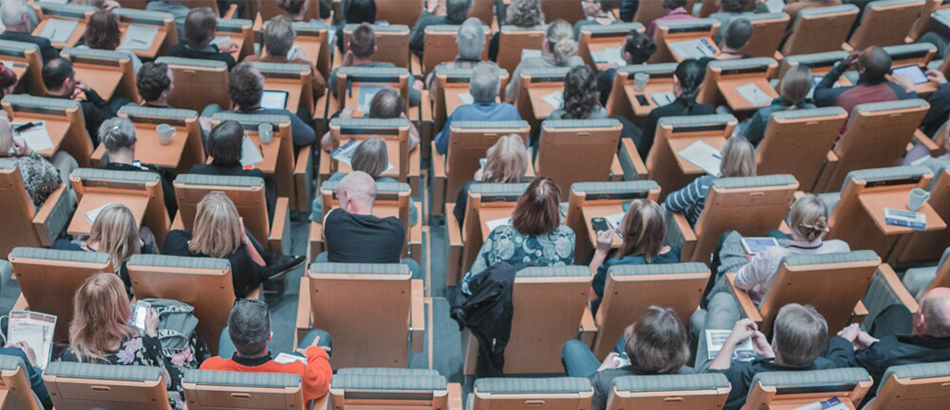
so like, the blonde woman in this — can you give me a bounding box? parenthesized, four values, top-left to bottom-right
(505, 19, 584, 102)
(664, 135, 756, 227)
(742, 65, 816, 147)
(454, 134, 528, 227)
(52, 204, 157, 296)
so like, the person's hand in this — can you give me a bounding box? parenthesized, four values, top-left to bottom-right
(891, 74, 916, 93)
(6, 342, 36, 366)
(296, 335, 331, 355)
(198, 117, 213, 134)
(339, 107, 355, 119)
(12, 137, 31, 156)
(145, 308, 159, 337)
(595, 229, 614, 253)
(840, 52, 858, 67)
(219, 42, 240, 54)
(75, 79, 91, 92)
(854, 330, 879, 350)
(729, 319, 758, 342)
(926, 69, 948, 85)
(342, 50, 354, 67)
(596, 352, 621, 372)
(751, 330, 774, 358)
(427, 0, 439, 13)
(837, 323, 860, 343)
(412, 79, 424, 92)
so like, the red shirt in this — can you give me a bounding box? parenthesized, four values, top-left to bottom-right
(200, 347, 332, 402)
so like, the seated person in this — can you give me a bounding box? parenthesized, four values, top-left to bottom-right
(780, 0, 842, 24)
(573, 0, 617, 39)
(589, 199, 680, 313)
(328, 23, 421, 107)
(280, 0, 332, 22)
(550, 65, 608, 120)
(334, 0, 379, 54)
(96, 117, 178, 217)
(704, 17, 752, 62)
(0, 0, 59, 63)
(488, 0, 544, 61)
(814, 46, 917, 119)
(618, 0, 636, 22)
(454, 134, 528, 228)
(202, 299, 333, 404)
(43, 58, 117, 147)
(80, 10, 143, 75)
(320, 87, 420, 152)
(635, 59, 716, 160)
(409, 0, 472, 56)
(708, 0, 750, 28)
(741, 65, 814, 147)
(645, 0, 697, 38)
(0, 345, 52, 409)
(597, 30, 655, 106)
(244, 16, 327, 101)
(435, 62, 521, 155)
(562, 306, 693, 410)
(146, 0, 188, 35)
(461, 177, 576, 294)
(918, 133, 950, 190)
(918, 69, 950, 138)
(168, 7, 239, 69)
(506, 20, 584, 103)
(0, 111, 75, 207)
(425, 18, 499, 96)
(137, 62, 175, 108)
(664, 135, 756, 227)
(163, 192, 304, 298)
(53, 204, 158, 297)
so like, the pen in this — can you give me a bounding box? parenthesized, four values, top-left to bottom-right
(14, 122, 37, 133)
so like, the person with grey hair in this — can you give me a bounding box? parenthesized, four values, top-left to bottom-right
(434, 62, 521, 155)
(409, 0, 473, 56)
(245, 16, 327, 100)
(0, 0, 58, 63)
(425, 17, 498, 94)
(98, 117, 178, 217)
(202, 299, 333, 404)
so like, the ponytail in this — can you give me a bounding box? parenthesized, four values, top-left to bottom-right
(545, 20, 577, 66)
(674, 59, 705, 107)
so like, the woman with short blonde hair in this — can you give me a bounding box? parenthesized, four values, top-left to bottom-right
(743, 65, 816, 146)
(506, 19, 584, 102)
(189, 192, 244, 258)
(454, 135, 528, 228)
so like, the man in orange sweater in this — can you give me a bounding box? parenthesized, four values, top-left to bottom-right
(200, 299, 333, 403)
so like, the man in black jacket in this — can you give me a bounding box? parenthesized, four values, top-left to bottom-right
(42, 58, 115, 147)
(0, 0, 59, 64)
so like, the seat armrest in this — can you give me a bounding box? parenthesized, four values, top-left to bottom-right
(580, 305, 597, 347)
(12, 293, 28, 311)
(308, 222, 323, 263)
(446, 203, 463, 286)
(420, 89, 432, 123)
(410, 279, 425, 353)
(311, 394, 329, 410)
(814, 150, 839, 192)
(619, 139, 648, 180)
(296, 276, 312, 347)
(663, 207, 697, 261)
(610, 153, 624, 181)
(852, 300, 868, 325)
(726, 273, 763, 323)
(294, 146, 313, 213)
(448, 383, 463, 410)
(32, 184, 70, 247)
(268, 197, 292, 254)
(914, 129, 940, 156)
(878, 264, 920, 313)
(411, 54, 422, 77)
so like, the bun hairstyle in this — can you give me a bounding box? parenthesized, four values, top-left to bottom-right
(546, 20, 577, 66)
(624, 31, 656, 65)
(674, 59, 706, 107)
(789, 194, 830, 242)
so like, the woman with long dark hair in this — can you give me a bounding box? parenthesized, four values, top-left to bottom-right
(636, 59, 716, 159)
(550, 65, 607, 120)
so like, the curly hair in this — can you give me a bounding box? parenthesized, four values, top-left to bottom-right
(136, 62, 171, 102)
(84, 10, 121, 50)
(506, 0, 544, 27)
(228, 63, 264, 109)
(561, 65, 600, 119)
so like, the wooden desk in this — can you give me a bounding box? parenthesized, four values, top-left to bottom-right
(625, 82, 675, 117)
(245, 134, 281, 175)
(444, 85, 471, 117)
(343, 84, 403, 117)
(262, 79, 303, 116)
(90, 124, 189, 170)
(766, 397, 857, 410)
(477, 207, 515, 242)
(718, 77, 779, 112)
(667, 37, 720, 62)
(587, 42, 625, 73)
(668, 136, 728, 176)
(33, 18, 86, 49)
(858, 190, 947, 235)
(73, 66, 123, 101)
(68, 192, 148, 236)
(118, 23, 167, 59)
(295, 37, 324, 69)
(581, 203, 625, 249)
(11, 116, 69, 159)
(527, 85, 564, 120)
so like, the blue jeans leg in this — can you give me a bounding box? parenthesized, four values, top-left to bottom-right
(692, 292, 741, 371)
(296, 329, 332, 358)
(561, 340, 602, 378)
(218, 327, 237, 359)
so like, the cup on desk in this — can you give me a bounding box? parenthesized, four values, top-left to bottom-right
(634, 73, 650, 92)
(908, 188, 931, 212)
(156, 124, 174, 145)
(258, 123, 274, 144)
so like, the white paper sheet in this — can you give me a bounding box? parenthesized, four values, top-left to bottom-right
(12, 121, 53, 152)
(458, 91, 474, 104)
(240, 136, 264, 167)
(118, 25, 158, 51)
(8, 311, 57, 370)
(520, 48, 542, 60)
(485, 217, 511, 233)
(211, 36, 232, 48)
(542, 91, 563, 109)
(84, 203, 115, 224)
(790, 397, 849, 410)
(668, 38, 717, 60)
(735, 82, 773, 106)
(274, 352, 307, 364)
(651, 91, 676, 106)
(39, 19, 79, 44)
(590, 47, 626, 66)
(705, 329, 755, 361)
(678, 140, 722, 177)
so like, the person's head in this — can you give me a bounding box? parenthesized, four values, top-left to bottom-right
(787, 194, 830, 242)
(87, 204, 141, 268)
(69, 273, 138, 362)
(663, 0, 688, 11)
(483, 134, 527, 183)
(344, 0, 377, 24)
(582, 0, 616, 17)
(623, 31, 656, 65)
(512, 177, 561, 236)
(206, 120, 245, 167)
(350, 137, 388, 179)
(470, 62, 500, 103)
(227, 299, 272, 357)
(672, 59, 705, 103)
(43, 58, 77, 95)
(457, 18, 485, 61)
(278, 0, 308, 17)
(228, 63, 265, 110)
(617, 199, 666, 261)
(0, 0, 33, 32)
(368, 87, 404, 118)
(264, 15, 297, 57)
(137, 62, 174, 104)
(99, 117, 137, 157)
(0, 63, 18, 98)
(506, 0, 544, 27)
(446, 0, 473, 23)
(719, 0, 748, 13)
(857, 46, 891, 84)
(337, 171, 377, 214)
(624, 306, 690, 374)
(349, 23, 377, 60)
(778, 65, 812, 105)
(84, 10, 121, 50)
(183, 7, 218, 48)
(720, 18, 752, 51)
(913, 287, 950, 337)
(771, 304, 828, 367)
(189, 192, 243, 258)
(719, 135, 756, 178)
(561, 65, 599, 119)
(545, 20, 577, 66)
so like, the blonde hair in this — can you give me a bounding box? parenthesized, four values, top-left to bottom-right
(720, 136, 756, 178)
(618, 199, 666, 262)
(779, 65, 813, 106)
(483, 135, 527, 183)
(546, 20, 577, 66)
(189, 192, 243, 258)
(788, 194, 830, 242)
(68, 273, 139, 362)
(88, 205, 140, 272)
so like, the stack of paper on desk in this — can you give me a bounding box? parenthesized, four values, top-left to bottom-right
(118, 25, 158, 51)
(678, 140, 722, 176)
(735, 83, 773, 106)
(669, 38, 717, 60)
(591, 47, 625, 66)
(240, 137, 264, 167)
(12, 121, 53, 152)
(651, 91, 676, 106)
(543, 91, 563, 109)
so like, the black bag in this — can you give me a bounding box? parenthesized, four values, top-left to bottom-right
(450, 262, 519, 378)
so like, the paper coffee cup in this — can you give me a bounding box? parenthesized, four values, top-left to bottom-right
(259, 123, 274, 144)
(634, 72, 650, 92)
(156, 124, 174, 145)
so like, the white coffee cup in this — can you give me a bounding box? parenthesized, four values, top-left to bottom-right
(258, 123, 274, 144)
(634, 72, 650, 92)
(908, 188, 931, 212)
(156, 124, 174, 145)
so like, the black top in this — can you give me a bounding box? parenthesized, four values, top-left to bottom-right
(104, 162, 178, 218)
(168, 43, 236, 69)
(48, 88, 112, 147)
(0, 31, 60, 63)
(189, 162, 277, 221)
(826, 334, 950, 400)
(711, 357, 838, 410)
(597, 68, 617, 107)
(324, 208, 405, 263)
(409, 12, 448, 56)
(923, 82, 950, 138)
(161, 229, 267, 298)
(638, 97, 716, 160)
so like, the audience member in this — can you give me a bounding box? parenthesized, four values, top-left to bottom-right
(597, 30, 655, 106)
(918, 133, 950, 191)
(506, 20, 583, 102)
(95, 117, 178, 217)
(489, 0, 544, 61)
(168, 7, 239, 68)
(410, 0, 473, 56)
(72, 0, 120, 11)
(334, 0, 378, 54)
(573, 0, 617, 39)
(636, 58, 715, 160)
(562, 306, 693, 410)
(425, 18, 498, 95)
(245, 16, 327, 100)
(0, 63, 17, 99)
(202, 299, 333, 404)
(0, 346, 51, 409)
(137, 62, 175, 108)
(618, 0, 637, 22)
(550, 65, 607, 120)
(279, 0, 332, 21)
(436, 62, 521, 155)
(43, 58, 117, 147)
(664, 136, 756, 227)
(0, 112, 75, 207)
(80, 10, 142, 75)
(146, 0, 189, 35)
(461, 177, 576, 294)
(708, 17, 752, 61)
(328, 23, 422, 107)
(814, 46, 917, 121)
(779, 0, 842, 24)
(919, 69, 950, 138)
(0, 0, 59, 63)
(741, 64, 814, 147)
(320, 87, 420, 152)
(645, 0, 697, 38)
(709, 0, 750, 28)
(453, 134, 528, 228)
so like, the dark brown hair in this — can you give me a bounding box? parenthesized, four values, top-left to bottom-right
(349, 23, 376, 59)
(84, 10, 121, 50)
(228, 63, 264, 109)
(207, 120, 244, 166)
(184, 7, 218, 48)
(368, 88, 403, 119)
(617, 199, 665, 262)
(512, 177, 561, 236)
(626, 306, 690, 374)
(137, 62, 171, 102)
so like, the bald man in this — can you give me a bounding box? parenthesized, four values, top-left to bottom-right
(321, 171, 407, 265)
(826, 287, 950, 400)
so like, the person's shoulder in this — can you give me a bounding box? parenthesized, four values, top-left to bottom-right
(198, 355, 231, 370)
(554, 224, 576, 238)
(823, 239, 850, 252)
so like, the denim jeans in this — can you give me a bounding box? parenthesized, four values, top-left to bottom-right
(690, 292, 742, 371)
(314, 251, 422, 279)
(560, 336, 627, 378)
(217, 327, 332, 359)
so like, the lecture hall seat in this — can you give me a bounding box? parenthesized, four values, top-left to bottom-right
(469, 377, 594, 410)
(0, 353, 48, 410)
(183, 369, 306, 410)
(605, 373, 731, 410)
(864, 361, 950, 410)
(0, 159, 71, 258)
(43, 362, 171, 410)
(742, 368, 872, 410)
(328, 368, 462, 410)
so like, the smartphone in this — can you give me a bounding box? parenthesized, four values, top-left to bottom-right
(132, 301, 151, 331)
(635, 94, 649, 105)
(591, 217, 610, 232)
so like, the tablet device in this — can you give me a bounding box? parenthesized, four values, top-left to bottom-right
(892, 65, 928, 85)
(741, 237, 780, 255)
(261, 90, 289, 109)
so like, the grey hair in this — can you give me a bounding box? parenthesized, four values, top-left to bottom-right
(469, 62, 499, 102)
(99, 117, 137, 154)
(446, 0, 473, 23)
(0, 0, 30, 27)
(227, 299, 271, 356)
(264, 16, 296, 56)
(457, 18, 484, 60)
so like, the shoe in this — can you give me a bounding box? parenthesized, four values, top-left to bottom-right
(265, 254, 306, 280)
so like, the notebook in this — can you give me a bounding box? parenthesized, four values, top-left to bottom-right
(542, 91, 563, 109)
(84, 203, 115, 224)
(520, 49, 542, 60)
(12, 121, 53, 153)
(678, 140, 722, 177)
(240, 136, 264, 167)
(651, 91, 676, 106)
(668, 38, 717, 60)
(735, 83, 773, 106)
(118, 25, 158, 51)
(884, 208, 927, 231)
(39, 19, 78, 44)
(706, 329, 755, 361)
